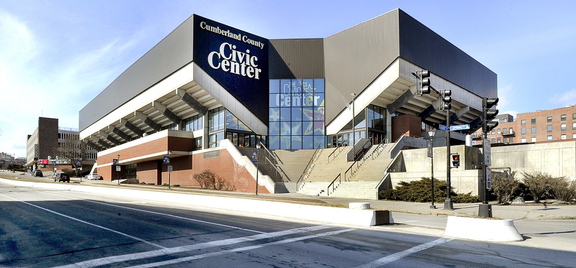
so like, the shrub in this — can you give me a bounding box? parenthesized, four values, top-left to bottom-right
(522, 171, 555, 203)
(379, 177, 477, 203)
(491, 171, 519, 204)
(548, 177, 576, 203)
(193, 170, 235, 191)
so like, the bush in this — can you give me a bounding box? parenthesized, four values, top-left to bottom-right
(548, 177, 576, 203)
(522, 171, 555, 203)
(193, 170, 235, 191)
(491, 171, 519, 204)
(379, 177, 478, 203)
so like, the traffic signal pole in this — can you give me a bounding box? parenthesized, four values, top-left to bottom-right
(444, 106, 453, 210)
(479, 97, 499, 218)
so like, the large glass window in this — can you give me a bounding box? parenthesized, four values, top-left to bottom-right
(183, 114, 203, 131)
(269, 78, 325, 150)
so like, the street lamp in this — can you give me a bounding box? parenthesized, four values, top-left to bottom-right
(254, 142, 261, 195)
(116, 154, 120, 185)
(168, 151, 172, 190)
(428, 130, 437, 209)
(351, 92, 357, 160)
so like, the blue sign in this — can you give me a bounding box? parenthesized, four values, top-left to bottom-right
(251, 150, 259, 162)
(450, 124, 470, 131)
(439, 124, 449, 130)
(163, 156, 171, 165)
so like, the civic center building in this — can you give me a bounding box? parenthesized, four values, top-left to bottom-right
(79, 9, 497, 196)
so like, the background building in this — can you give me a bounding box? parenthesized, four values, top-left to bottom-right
(472, 105, 576, 145)
(26, 117, 96, 172)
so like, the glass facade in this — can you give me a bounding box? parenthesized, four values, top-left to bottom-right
(269, 79, 326, 150)
(207, 106, 264, 148)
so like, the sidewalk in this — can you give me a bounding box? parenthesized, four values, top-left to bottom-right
(2, 170, 575, 221)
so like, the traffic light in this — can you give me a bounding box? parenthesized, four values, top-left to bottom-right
(452, 154, 460, 168)
(441, 89, 452, 110)
(420, 70, 431, 95)
(483, 97, 499, 133)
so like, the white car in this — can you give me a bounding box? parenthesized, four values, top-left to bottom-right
(87, 173, 102, 180)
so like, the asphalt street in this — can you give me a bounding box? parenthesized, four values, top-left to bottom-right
(1, 172, 575, 267)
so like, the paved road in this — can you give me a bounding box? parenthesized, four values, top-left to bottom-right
(1, 183, 575, 267)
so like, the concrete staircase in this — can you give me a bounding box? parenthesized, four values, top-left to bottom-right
(327, 181, 381, 199)
(296, 143, 397, 199)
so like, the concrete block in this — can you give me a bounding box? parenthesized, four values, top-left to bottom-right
(444, 216, 523, 242)
(349, 202, 371, 209)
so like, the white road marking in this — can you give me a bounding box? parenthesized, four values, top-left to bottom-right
(52, 225, 334, 268)
(126, 228, 356, 268)
(43, 191, 264, 234)
(0, 193, 166, 249)
(354, 237, 453, 268)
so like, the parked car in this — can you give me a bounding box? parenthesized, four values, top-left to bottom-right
(32, 169, 43, 177)
(87, 173, 102, 180)
(54, 173, 70, 183)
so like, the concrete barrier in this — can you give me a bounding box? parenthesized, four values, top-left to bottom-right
(0, 178, 392, 227)
(444, 216, 523, 242)
(349, 202, 371, 209)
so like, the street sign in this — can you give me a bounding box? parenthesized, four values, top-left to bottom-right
(167, 165, 173, 172)
(251, 150, 259, 162)
(486, 168, 492, 189)
(116, 165, 121, 172)
(439, 124, 449, 130)
(163, 156, 171, 165)
(449, 124, 470, 131)
(483, 139, 492, 166)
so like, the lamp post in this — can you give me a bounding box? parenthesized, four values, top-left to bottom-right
(254, 143, 261, 195)
(351, 92, 357, 160)
(167, 151, 172, 190)
(116, 154, 120, 185)
(428, 131, 437, 209)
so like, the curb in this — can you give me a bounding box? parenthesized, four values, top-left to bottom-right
(0, 178, 392, 227)
(444, 216, 523, 242)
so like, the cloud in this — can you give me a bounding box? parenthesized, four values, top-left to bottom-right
(0, 8, 148, 157)
(549, 89, 576, 108)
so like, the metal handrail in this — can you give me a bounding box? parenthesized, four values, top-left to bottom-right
(264, 156, 291, 182)
(327, 145, 344, 163)
(375, 150, 404, 189)
(259, 141, 284, 165)
(327, 173, 342, 196)
(296, 143, 322, 190)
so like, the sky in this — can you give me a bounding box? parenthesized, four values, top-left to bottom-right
(1, 0, 576, 158)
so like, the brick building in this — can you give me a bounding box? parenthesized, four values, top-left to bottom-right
(26, 117, 97, 172)
(472, 105, 576, 145)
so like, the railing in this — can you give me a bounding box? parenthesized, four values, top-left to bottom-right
(370, 138, 388, 160)
(375, 150, 404, 190)
(264, 156, 291, 182)
(326, 173, 342, 196)
(342, 139, 373, 181)
(296, 144, 323, 191)
(259, 141, 284, 165)
(327, 145, 344, 163)
(257, 142, 290, 182)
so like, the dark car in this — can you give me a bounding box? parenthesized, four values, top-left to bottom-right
(32, 169, 43, 177)
(54, 173, 70, 183)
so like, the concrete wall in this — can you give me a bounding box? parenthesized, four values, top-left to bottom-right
(388, 140, 576, 195)
(491, 141, 576, 180)
(390, 145, 482, 195)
